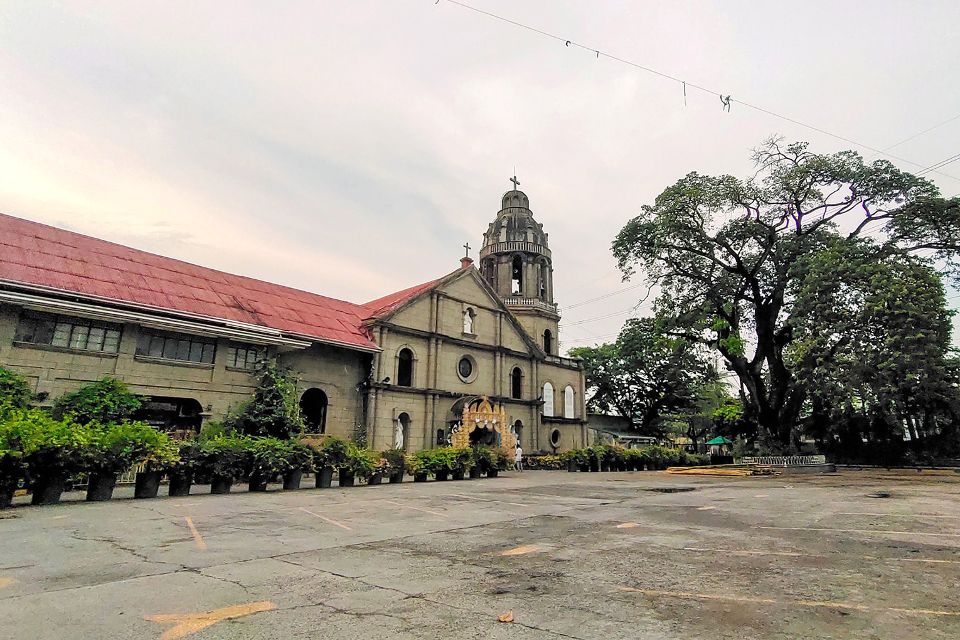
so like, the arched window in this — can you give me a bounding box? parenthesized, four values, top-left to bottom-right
(511, 367, 523, 399)
(300, 388, 328, 434)
(543, 329, 553, 354)
(542, 382, 554, 417)
(463, 307, 476, 334)
(511, 255, 523, 295)
(397, 348, 414, 387)
(512, 420, 523, 447)
(564, 385, 575, 419)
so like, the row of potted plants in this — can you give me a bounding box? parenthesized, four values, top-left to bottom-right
(0, 407, 511, 507)
(561, 445, 709, 472)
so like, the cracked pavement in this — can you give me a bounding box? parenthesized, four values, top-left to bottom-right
(2, 469, 960, 639)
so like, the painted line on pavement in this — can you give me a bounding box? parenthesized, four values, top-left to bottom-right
(616, 586, 960, 617)
(681, 547, 960, 565)
(0, 577, 16, 589)
(381, 499, 447, 518)
(759, 526, 960, 538)
(615, 522, 640, 529)
(146, 600, 276, 639)
(298, 507, 352, 531)
(500, 544, 543, 556)
(184, 517, 207, 551)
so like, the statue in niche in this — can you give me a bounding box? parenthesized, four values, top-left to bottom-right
(394, 419, 404, 450)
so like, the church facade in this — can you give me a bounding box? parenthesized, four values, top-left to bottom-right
(0, 185, 588, 452)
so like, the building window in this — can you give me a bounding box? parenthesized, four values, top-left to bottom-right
(136, 330, 215, 364)
(543, 329, 553, 354)
(511, 367, 523, 399)
(15, 311, 122, 354)
(457, 355, 477, 383)
(542, 382, 555, 417)
(511, 255, 523, 294)
(564, 385, 576, 419)
(397, 348, 414, 387)
(226, 345, 264, 370)
(300, 388, 328, 434)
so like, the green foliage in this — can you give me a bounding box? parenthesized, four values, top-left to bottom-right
(5, 409, 92, 478)
(226, 362, 304, 439)
(566, 445, 707, 470)
(199, 435, 251, 479)
(82, 421, 174, 474)
(52, 378, 141, 424)
(248, 437, 313, 476)
(524, 454, 564, 470)
(570, 318, 716, 437)
(315, 436, 350, 468)
(381, 447, 406, 471)
(0, 367, 32, 414)
(611, 138, 957, 451)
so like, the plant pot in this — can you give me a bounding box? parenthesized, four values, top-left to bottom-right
(600, 463, 610, 472)
(452, 468, 465, 481)
(283, 470, 303, 490)
(389, 470, 404, 484)
(579, 463, 590, 472)
(468, 467, 481, 479)
(248, 473, 269, 492)
(86, 473, 117, 502)
(435, 470, 449, 481)
(169, 471, 193, 496)
(134, 471, 162, 499)
(211, 475, 233, 494)
(368, 473, 383, 485)
(414, 472, 428, 483)
(486, 468, 499, 478)
(315, 467, 333, 489)
(338, 469, 355, 487)
(589, 461, 600, 472)
(32, 475, 66, 505)
(567, 460, 578, 472)
(0, 482, 15, 509)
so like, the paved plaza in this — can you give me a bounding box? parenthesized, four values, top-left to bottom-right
(1, 469, 959, 639)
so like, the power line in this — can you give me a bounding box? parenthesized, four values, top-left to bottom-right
(564, 282, 647, 309)
(883, 112, 960, 151)
(440, 0, 959, 182)
(917, 152, 960, 176)
(560, 307, 641, 327)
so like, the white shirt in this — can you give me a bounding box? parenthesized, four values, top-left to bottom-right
(515, 447, 523, 462)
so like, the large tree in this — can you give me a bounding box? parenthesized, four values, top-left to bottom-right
(570, 318, 715, 437)
(612, 139, 958, 450)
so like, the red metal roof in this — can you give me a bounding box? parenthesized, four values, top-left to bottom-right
(0, 213, 383, 350)
(361, 277, 442, 320)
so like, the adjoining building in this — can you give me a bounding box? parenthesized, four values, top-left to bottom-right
(0, 183, 588, 451)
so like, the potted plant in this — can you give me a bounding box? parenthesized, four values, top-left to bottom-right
(452, 447, 473, 480)
(341, 445, 375, 486)
(382, 448, 406, 484)
(21, 413, 91, 505)
(134, 428, 180, 499)
(200, 435, 249, 494)
(169, 441, 201, 496)
(468, 446, 484, 479)
(0, 407, 28, 509)
(489, 448, 510, 478)
(368, 455, 389, 485)
(315, 437, 350, 488)
(431, 449, 454, 481)
(283, 442, 313, 490)
(247, 437, 291, 491)
(406, 454, 427, 482)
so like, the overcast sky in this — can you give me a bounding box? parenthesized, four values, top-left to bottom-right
(2, 1, 959, 353)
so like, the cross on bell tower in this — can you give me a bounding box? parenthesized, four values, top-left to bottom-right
(510, 175, 520, 190)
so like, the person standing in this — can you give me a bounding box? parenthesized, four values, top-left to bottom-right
(514, 445, 523, 472)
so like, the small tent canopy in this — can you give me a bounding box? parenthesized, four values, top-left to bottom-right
(705, 436, 733, 445)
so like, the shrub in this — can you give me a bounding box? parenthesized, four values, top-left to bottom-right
(11, 410, 93, 480)
(199, 435, 251, 480)
(381, 447, 406, 472)
(0, 367, 32, 413)
(317, 436, 351, 469)
(344, 445, 378, 478)
(52, 378, 141, 424)
(225, 363, 304, 439)
(524, 454, 564, 470)
(81, 421, 172, 475)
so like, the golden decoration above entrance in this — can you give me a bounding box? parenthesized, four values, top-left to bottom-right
(450, 396, 516, 453)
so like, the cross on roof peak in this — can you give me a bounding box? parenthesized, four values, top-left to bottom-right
(463, 242, 471, 258)
(510, 175, 520, 190)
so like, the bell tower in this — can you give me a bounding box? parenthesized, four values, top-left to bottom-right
(479, 178, 561, 355)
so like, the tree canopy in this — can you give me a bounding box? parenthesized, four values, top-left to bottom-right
(570, 317, 716, 438)
(612, 139, 960, 454)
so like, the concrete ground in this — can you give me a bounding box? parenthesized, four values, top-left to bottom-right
(1, 469, 959, 640)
